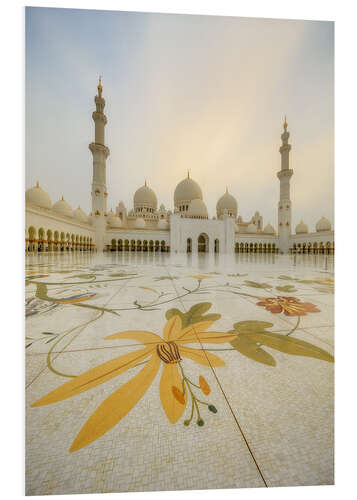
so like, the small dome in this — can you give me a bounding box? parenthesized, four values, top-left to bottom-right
(107, 209, 122, 228)
(296, 220, 308, 234)
(316, 216, 331, 232)
(186, 199, 208, 219)
(247, 223, 257, 233)
(263, 223, 275, 234)
(25, 182, 52, 209)
(73, 205, 88, 223)
(216, 188, 238, 218)
(52, 196, 73, 217)
(174, 172, 203, 207)
(134, 182, 157, 211)
(109, 215, 122, 228)
(135, 217, 146, 229)
(157, 219, 169, 229)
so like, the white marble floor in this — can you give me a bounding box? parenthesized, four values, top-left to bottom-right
(25, 252, 334, 495)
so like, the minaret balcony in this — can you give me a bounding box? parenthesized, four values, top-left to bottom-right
(89, 142, 110, 157)
(92, 111, 107, 125)
(94, 95, 105, 106)
(279, 143, 291, 153)
(277, 169, 293, 180)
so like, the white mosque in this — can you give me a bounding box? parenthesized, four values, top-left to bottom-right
(25, 79, 334, 256)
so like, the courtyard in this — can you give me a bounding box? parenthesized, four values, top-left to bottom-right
(25, 252, 334, 495)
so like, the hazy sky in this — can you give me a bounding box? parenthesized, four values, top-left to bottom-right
(26, 7, 334, 230)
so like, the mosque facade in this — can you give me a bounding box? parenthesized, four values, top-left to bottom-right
(25, 80, 334, 255)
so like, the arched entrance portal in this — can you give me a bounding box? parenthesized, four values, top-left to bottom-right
(198, 233, 209, 253)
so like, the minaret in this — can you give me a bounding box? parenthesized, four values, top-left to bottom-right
(277, 117, 293, 253)
(89, 77, 110, 252)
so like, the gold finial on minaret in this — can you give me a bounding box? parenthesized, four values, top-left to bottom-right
(97, 75, 103, 97)
(61, 195, 64, 201)
(36, 181, 39, 188)
(226, 186, 228, 193)
(187, 170, 190, 179)
(283, 115, 288, 129)
(145, 179, 147, 187)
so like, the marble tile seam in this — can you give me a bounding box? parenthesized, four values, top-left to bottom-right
(166, 266, 269, 488)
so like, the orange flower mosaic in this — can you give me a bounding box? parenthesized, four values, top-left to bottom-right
(31, 315, 235, 452)
(256, 296, 320, 316)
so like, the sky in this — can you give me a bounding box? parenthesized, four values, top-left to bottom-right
(25, 7, 334, 231)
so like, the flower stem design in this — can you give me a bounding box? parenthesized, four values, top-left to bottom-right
(285, 315, 301, 336)
(177, 362, 217, 427)
(46, 311, 105, 378)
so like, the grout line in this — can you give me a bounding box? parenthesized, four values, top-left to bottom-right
(166, 265, 268, 488)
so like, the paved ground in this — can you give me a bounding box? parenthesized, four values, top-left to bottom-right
(25, 252, 334, 495)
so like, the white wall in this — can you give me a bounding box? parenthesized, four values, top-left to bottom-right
(170, 214, 235, 253)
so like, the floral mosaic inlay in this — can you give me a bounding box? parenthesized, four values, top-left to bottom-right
(26, 254, 334, 494)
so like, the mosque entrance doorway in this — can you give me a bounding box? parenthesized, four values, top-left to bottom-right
(198, 233, 209, 253)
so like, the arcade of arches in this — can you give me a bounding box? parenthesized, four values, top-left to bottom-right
(106, 239, 169, 252)
(25, 227, 95, 253)
(234, 242, 278, 254)
(25, 229, 335, 255)
(290, 241, 335, 255)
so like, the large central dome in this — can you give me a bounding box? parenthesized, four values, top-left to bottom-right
(174, 172, 203, 208)
(133, 182, 157, 211)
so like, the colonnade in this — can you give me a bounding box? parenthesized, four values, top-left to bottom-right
(25, 227, 95, 253)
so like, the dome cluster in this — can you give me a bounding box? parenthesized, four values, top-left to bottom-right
(294, 217, 332, 234)
(26, 183, 89, 223)
(26, 178, 332, 242)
